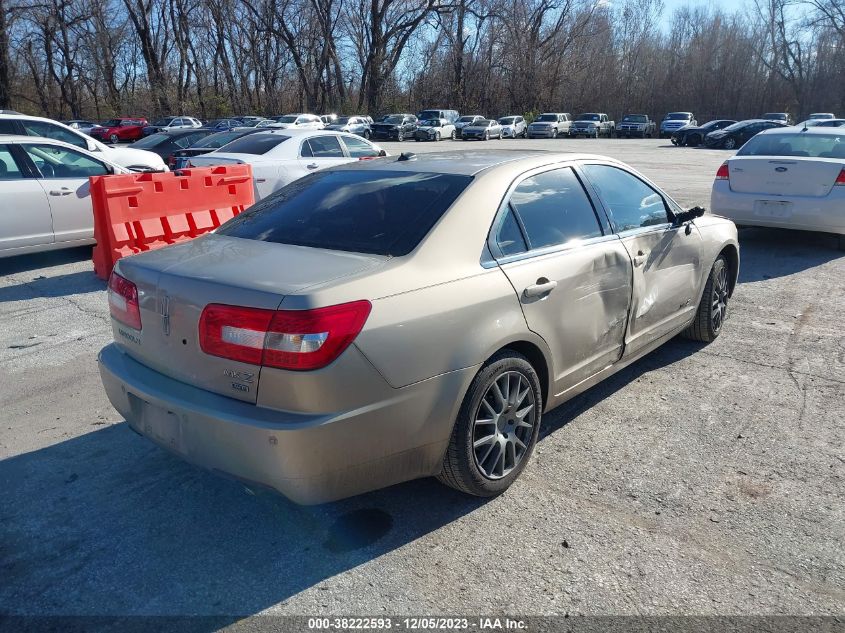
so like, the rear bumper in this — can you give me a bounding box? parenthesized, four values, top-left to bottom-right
(711, 181, 845, 234)
(98, 343, 475, 504)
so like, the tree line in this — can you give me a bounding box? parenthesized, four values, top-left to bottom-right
(1, 0, 843, 122)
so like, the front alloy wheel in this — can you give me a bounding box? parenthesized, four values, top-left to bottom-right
(438, 351, 542, 496)
(682, 255, 730, 343)
(109, 134, 119, 144)
(723, 137, 736, 150)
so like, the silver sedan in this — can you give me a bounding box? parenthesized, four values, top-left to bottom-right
(99, 151, 739, 504)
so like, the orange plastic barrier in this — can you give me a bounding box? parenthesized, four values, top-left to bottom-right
(90, 165, 254, 280)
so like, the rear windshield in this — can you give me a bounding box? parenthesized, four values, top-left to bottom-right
(665, 113, 691, 120)
(536, 114, 557, 122)
(762, 113, 787, 120)
(737, 133, 845, 158)
(458, 116, 477, 122)
(217, 134, 289, 155)
(217, 170, 473, 256)
(191, 131, 245, 148)
(383, 116, 404, 124)
(418, 111, 441, 120)
(130, 133, 169, 147)
(622, 115, 647, 123)
(499, 117, 516, 124)
(576, 114, 600, 121)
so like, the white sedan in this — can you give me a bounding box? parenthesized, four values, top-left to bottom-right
(187, 129, 387, 200)
(0, 136, 128, 257)
(710, 127, 845, 247)
(268, 113, 324, 130)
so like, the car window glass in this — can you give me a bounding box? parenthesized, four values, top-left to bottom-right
(0, 145, 24, 179)
(218, 170, 472, 256)
(508, 167, 603, 250)
(218, 134, 289, 155)
(0, 120, 19, 134)
(581, 164, 669, 232)
(23, 143, 109, 179)
(496, 208, 527, 256)
(306, 136, 344, 158)
(342, 135, 378, 158)
(21, 120, 86, 149)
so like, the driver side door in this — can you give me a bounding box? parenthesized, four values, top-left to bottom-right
(580, 163, 704, 358)
(21, 142, 110, 243)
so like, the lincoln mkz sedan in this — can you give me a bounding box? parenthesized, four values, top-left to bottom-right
(99, 151, 739, 504)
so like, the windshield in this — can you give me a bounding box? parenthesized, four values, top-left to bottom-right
(276, 116, 298, 124)
(576, 114, 600, 121)
(217, 134, 290, 155)
(418, 111, 441, 120)
(335, 117, 351, 125)
(622, 115, 647, 123)
(384, 116, 404, 124)
(665, 113, 691, 120)
(458, 116, 477, 123)
(152, 118, 173, 126)
(499, 117, 516, 124)
(421, 119, 441, 127)
(723, 121, 749, 132)
(129, 133, 169, 147)
(217, 170, 473, 256)
(102, 119, 122, 127)
(536, 115, 557, 122)
(762, 113, 787, 120)
(737, 133, 845, 158)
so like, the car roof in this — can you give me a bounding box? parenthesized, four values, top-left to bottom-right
(765, 126, 845, 136)
(339, 150, 607, 176)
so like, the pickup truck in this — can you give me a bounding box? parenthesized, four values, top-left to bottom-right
(659, 112, 696, 138)
(569, 113, 614, 138)
(616, 114, 656, 138)
(526, 113, 572, 138)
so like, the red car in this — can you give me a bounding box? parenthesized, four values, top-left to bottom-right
(89, 117, 148, 144)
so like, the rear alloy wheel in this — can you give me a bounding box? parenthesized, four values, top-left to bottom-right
(682, 255, 730, 343)
(484, 131, 490, 141)
(439, 352, 542, 496)
(397, 131, 404, 142)
(723, 137, 736, 150)
(109, 134, 119, 144)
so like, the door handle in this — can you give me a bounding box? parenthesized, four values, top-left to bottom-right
(306, 163, 319, 169)
(523, 279, 558, 298)
(633, 250, 648, 267)
(49, 188, 72, 196)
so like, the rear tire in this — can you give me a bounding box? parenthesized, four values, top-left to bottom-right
(682, 255, 730, 343)
(723, 137, 736, 150)
(438, 351, 542, 497)
(109, 134, 119, 144)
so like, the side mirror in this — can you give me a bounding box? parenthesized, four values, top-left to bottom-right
(87, 139, 100, 152)
(672, 206, 705, 226)
(378, 149, 387, 157)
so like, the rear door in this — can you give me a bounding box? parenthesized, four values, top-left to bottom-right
(581, 163, 703, 357)
(0, 143, 55, 251)
(298, 135, 351, 174)
(490, 165, 632, 395)
(21, 142, 110, 242)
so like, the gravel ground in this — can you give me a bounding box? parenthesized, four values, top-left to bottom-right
(0, 139, 843, 623)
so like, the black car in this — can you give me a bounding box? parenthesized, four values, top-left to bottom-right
(671, 119, 736, 146)
(703, 119, 787, 150)
(127, 128, 214, 166)
(169, 128, 265, 169)
(370, 114, 418, 141)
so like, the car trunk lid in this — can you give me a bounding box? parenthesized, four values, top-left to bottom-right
(728, 156, 843, 197)
(112, 234, 386, 403)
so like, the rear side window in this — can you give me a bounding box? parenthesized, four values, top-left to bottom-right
(508, 168, 603, 250)
(302, 136, 344, 158)
(0, 145, 24, 179)
(217, 134, 289, 155)
(582, 164, 669, 231)
(21, 120, 86, 149)
(218, 170, 472, 256)
(496, 209, 527, 256)
(342, 135, 379, 158)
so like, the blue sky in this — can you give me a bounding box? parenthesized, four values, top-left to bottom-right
(659, 0, 738, 29)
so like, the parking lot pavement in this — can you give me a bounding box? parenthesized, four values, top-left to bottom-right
(0, 142, 843, 620)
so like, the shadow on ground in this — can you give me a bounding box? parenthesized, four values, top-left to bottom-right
(0, 271, 105, 302)
(736, 227, 843, 283)
(0, 336, 702, 622)
(0, 247, 93, 277)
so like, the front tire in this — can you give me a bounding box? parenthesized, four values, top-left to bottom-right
(682, 255, 730, 343)
(723, 137, 736, 150)
(109, 134, 119, 144)
(438, 351, 542, 497)
(451, 130, 456, 140)
(397, 131, 404, 142)
(435, 131, 441, 141)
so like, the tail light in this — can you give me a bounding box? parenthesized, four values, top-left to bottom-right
(108, 272, 142, 330)
(835, 168, 845, 186)
(199, 300, 371, 371)
(715, 163, 730, 180)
